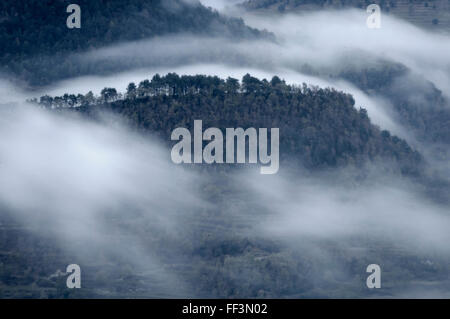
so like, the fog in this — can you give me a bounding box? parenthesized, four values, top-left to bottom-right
(21, 8, 448, 144)
(0, 101, 206, 296)
(241, 170, 450, 254)
(232, 168, 450, 298)
(0, 5, 449, 297)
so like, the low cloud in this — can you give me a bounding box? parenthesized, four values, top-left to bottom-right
(0, 102, 205, 296)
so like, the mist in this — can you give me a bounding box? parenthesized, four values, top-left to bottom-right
(198, 0, 245, 11)
(225, 167, 450, 297)
(1, 5, 449, 298)
(17, 8, 446, 146)
(0, 90, 448, 297)
(0, 101, 208, 297)
(242, 170, 450, 252)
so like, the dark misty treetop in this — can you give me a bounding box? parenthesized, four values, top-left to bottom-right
(242, 0, 450, 30)
(35, 73, 423, 175)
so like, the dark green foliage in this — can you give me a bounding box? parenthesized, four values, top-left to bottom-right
(37, 73, 423, 175)
(338, 62, 450, 147)
(4, 73, 449, 299)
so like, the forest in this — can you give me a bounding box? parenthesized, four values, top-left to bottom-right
(1, 0, 449, 300)
(32, 73, 423, 175)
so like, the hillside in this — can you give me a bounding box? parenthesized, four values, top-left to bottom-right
(34, 73, 423, 175)
(1, 1, 449, 301)
(242, 0, 450, 30)
(3, 74, 448, 299)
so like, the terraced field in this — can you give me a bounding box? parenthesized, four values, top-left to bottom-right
(243, 0, 450, 31)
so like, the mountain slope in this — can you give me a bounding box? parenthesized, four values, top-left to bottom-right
(0, 0, 269, 85)
(35, 73, 423, 175)
(242, 0, 450, 30)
